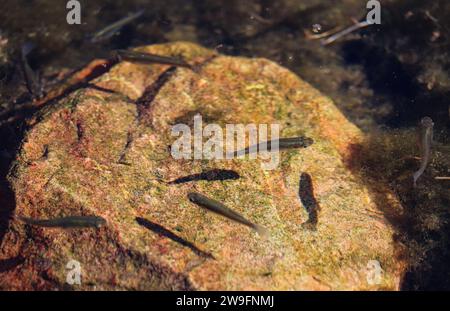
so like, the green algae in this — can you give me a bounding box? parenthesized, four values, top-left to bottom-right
(4, 42, 406, 290)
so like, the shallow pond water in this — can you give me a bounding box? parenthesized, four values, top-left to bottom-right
(0, 0, 449, 290)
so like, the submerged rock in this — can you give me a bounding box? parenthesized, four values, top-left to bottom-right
(1, 42, 405, 290)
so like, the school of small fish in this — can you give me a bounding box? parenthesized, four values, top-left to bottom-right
(13, 10, 437, 266)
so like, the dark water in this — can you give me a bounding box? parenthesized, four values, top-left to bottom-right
(0, 0, 449, 290)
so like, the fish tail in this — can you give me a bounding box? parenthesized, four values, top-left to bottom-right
(17, 216, 36, 225)
(252, 224, 270, 238)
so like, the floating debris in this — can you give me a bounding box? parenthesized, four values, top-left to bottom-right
(188, 192, 268, 237)
(413, 116, 434, 187)
(18, 215, 106, 228)
(89, 10, 145, 43)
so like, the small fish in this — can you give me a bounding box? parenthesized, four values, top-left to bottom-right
(20, 42, 43, 99)
(188, 192, 269, 237)
(413, 116, 434, 187)
(169, 169, 240, 184)
(229, 136, 313, 157)
(18, 215, 106, 228)
(89, 10, 145, 43)
(114, 49, 193, 69)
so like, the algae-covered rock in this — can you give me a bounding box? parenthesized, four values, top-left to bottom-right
(1, 42, 405, 290)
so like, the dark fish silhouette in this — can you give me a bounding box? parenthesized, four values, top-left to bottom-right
(188, 192, 268, 237)
(18, 215, 106, 228)
(20, 42, 43, 99)
(298, 173, 320, 231)
(169, 169, 240, 184)
(136, 217, 214, 259)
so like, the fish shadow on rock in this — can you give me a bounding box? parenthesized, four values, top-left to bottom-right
(168, 169, 240, 184)
(136, 217, 214, 260)
(0, 255, 25, 273)
(298, 172, 320, 231)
